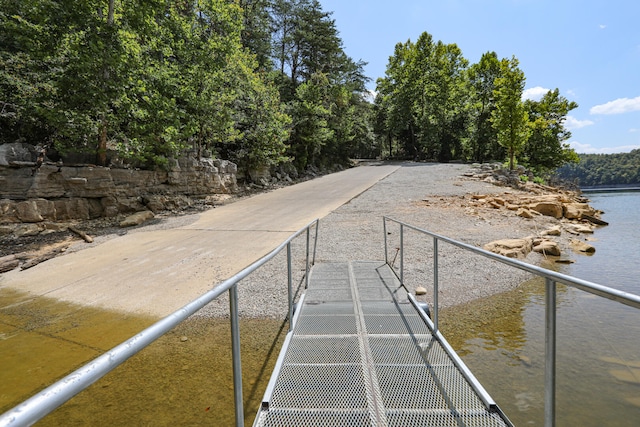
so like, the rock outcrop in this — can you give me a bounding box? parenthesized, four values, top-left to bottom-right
(470, 172, 605, 260)
(483, 238, 534, 259)
(1, 142, 238, 224)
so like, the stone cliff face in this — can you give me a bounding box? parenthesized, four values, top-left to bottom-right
(0, 143, 238, 223)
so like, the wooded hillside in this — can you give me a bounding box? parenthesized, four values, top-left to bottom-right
(1, 0, 579, 177)
(556, 149, 640, 187)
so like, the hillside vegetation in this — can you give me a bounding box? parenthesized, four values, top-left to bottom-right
(556, 149, 640, 187)
(2, 0, 578, 177)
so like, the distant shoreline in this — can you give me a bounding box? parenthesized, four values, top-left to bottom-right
(581, 186, 640, 193)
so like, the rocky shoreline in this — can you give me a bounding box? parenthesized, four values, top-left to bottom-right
(195, 162, 607, 318)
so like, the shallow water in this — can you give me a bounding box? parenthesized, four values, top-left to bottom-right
(440, 273, 640, 426)
(0, 289, 286, 426)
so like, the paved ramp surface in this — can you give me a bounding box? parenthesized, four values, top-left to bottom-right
(0, 164, 399, 316)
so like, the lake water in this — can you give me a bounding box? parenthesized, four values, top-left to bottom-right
(441, 191, 640, 426)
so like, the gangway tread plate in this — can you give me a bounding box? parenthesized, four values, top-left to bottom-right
(254, 261, 511, 427)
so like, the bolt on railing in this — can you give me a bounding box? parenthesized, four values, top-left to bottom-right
(0, 219, 320, 427)
(382, 216, 640, 427)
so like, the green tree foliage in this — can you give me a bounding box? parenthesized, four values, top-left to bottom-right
(3, 0, 581, 176)
(288, 72, 334, 169)
(522, 89, 579, 174)
(0, 0, 292, 172)
(466, 51, 502, 162)
(375, 41, 579, 173)
(490, 56, 531, 170)
(556, 150, 640, 187)
(375, 32, 468, 161)
(267, 0, 371, 170)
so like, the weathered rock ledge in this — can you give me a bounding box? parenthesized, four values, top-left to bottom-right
(1, 143, 238, 225)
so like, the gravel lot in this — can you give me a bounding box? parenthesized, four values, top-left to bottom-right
(196, 162, 559, 319)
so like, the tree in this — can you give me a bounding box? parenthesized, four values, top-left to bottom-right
(376, 39, 424, 159)
(556, 150, 640, 187)
(491, 56, 530, 170)
(0, 0, 59, 146)
(238, 0, 274, 71)
(523, 88, 579, 173)
(288, 72, 333, 169)
(375, 32, 469, 161)
(218, 49, 291, 175)
(466, 51, 502, 162)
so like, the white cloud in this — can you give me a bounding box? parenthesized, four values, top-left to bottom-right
(564, 116, 594, 130)
(522, 86, 550, 101)
(364, 89, 378, 102)
(590, 96, 640, 115)
(569, 140, 640, 154)
(599, 24, 607, 30)
(630, 128, 640, 133)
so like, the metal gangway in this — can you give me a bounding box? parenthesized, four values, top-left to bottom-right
(253, 260, 512, 426)
(2, 217, 640, 427)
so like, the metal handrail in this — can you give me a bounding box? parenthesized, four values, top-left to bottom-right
(0, 219, 320, 427)
(383, 216, 640, 427)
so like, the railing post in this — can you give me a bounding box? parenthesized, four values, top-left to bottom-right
(305, 227, 310, 289)
(433, 237, 439, 334)
(312, 220, 319, 265)
(400, 223, 404, 284)
(287, 242, 293, 332)
(383, 217, 388, 264)
(229, 285, 244, 427)
(544, 278, 557, 427)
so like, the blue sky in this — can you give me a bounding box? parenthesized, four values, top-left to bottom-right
(319, 0, 640, 154)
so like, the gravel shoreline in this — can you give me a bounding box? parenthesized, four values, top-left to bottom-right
(196, 162, 562, 319)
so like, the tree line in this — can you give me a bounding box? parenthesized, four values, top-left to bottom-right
(556, 149, 640, 187)
(374, 35, 579, 173)
(1, 0, 578, 177)
(1, 0, 372, 176)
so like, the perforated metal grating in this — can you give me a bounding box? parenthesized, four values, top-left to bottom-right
(254, 261, 512, 427)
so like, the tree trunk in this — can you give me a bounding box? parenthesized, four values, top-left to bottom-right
(96, 1, 115, 167)
(97, 116, 107, 166)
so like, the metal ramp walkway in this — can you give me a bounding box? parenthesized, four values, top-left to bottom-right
(254, 261, 512, 427)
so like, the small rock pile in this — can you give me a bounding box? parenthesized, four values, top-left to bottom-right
(473, 191, 604, 261)
(458, 163, 605, 261)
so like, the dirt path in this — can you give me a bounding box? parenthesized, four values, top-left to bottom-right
(0, 163, 400, 317)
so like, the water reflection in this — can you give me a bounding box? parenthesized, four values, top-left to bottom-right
(440, 277, 640, 426)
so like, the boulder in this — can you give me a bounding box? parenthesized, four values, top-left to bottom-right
(0, 143, 32, 166)
(541, 226, 562, 236)
(564, 203, 597, 220)
(120, 210, 155, 227)
(573, 224, 594, 234)
(517, 208, 535, 219)
(528, 200, 564, 219)
(15, 200, 44, 223)
(533, 240, 561, 256)
(14, 223, 42, 237)
(484, 238, 533, 259)
(0, 254, 19, 273)
(570, 239, 596, 254)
